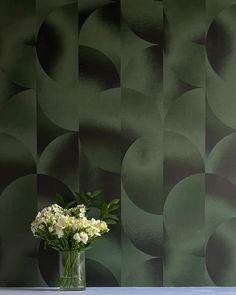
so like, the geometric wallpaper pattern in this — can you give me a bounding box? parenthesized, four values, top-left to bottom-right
(0, 0, 236, 287)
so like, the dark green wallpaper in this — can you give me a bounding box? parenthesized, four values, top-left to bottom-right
(0, 0, 236, 287)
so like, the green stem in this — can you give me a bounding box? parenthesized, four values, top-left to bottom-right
(60, 252, 79, 290)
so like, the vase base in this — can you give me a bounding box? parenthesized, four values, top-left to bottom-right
(60, 287, 86, 291)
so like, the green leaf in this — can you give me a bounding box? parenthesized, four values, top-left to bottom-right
(107, 198, 120, 213)
(100, 202, 108, 219)
(105, 219, 117, 225)
(55, 193, 64, 206)
(90, 190, 102, 199)
(75, 192, 87, 205)
(108, 203, 120, 212)
(107, 214, 119, 222)
(110, 198, 120, 205)
(64, 200, 78, 209)
(108, 198, 120, 209)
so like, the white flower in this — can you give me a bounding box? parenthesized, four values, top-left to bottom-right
(31, 203, 110, 251)
(90, 218, 100, 226)
(79, 217, 89, 228)
(57, 216, 67, 228)
(31, 224, 36, 235)
(36, 212, 42, 218)
(49, 226, 54, 233)
(73, 233, 81, 243)
(80, 232, 88, 244)
(54, 225, 64, 238)
(86, 227, 101, 238)
(100, 221, 109, 232)
(72, 220, 79, 232)
(80, 206, 86, 214)
(56, 230, 64, 238)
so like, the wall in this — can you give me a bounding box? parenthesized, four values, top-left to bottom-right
(0, 0, 236, 287)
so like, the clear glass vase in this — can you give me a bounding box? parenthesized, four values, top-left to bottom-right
(59, 251, 86, 291)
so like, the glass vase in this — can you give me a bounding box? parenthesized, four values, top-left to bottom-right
(59, 251, 86, 291)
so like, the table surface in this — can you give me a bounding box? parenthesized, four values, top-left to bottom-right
(0, 287, 236, 295)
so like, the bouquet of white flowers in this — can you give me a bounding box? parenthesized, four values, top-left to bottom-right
(31, 190, 119, 291)
(31, 204, 109, 252)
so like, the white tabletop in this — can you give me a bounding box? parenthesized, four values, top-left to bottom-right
(0, 287, 236, 295)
